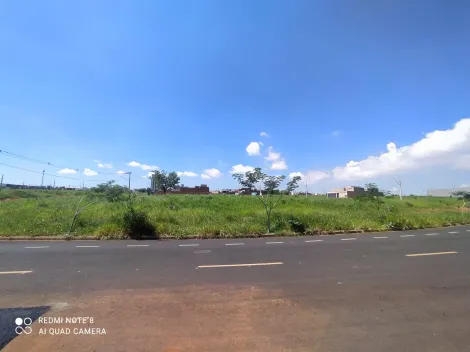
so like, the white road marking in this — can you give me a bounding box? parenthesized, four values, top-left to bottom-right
(466, 230, 470, 232)
(406, 251, 458, 257)
(425, 233, 438, 236)
(0, 271, 33, 275)
(341, 238, 356, 241)
(198, 262, 283, 268)
(448, 231, 460, 234)
(179, 244, 199, 247)
(195, 250, 211, 254)
(266, 241, 284, 244)
(305, 240, 324, 243)
(76, 245, 100, 248)
(25, 246, 50, 249)
(374, 236, 388, 239)
(400, 235, 415, 238)
(127, 245, 150, 247)
(225, 243, 245, 246)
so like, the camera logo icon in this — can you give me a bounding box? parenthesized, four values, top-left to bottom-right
(15, 317, 32, 335)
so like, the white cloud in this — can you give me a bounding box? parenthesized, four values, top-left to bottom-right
(83, 168, 98, 176)
(127, 161, 141, 168)
(126, 161, 159, 171)
(331, 130, 341, 137)
(460, 184, 469, 188)
(201, 168, 222, 179)
(116, 170, 127, 174)
(177, 171, 198, 177)
(260, 132, 269, 137)
(332, 118, 470, 180)
(265, 146, 288, 170)
(246, 142, 261, 156)
(230, 164, 255, 174)
(265, 147, 281, 161)
(97, 163, 113, 168)
(58, 168, 77, 175)
(141, 164, 159, 171)
(289, 172, 303, 179)
(271, 159, 288, 170)
(146, 171, 154, 178)
(289, 171, 329, 183)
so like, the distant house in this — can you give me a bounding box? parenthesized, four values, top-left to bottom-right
(327, 186, 366, 199)
(159, 184, 210, 195)
(427, 187, 470, 197)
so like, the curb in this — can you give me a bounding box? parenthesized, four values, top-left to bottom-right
(0, 224, 467, 241)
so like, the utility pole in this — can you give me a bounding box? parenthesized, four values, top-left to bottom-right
(0, 174, 3, 191)
(128, 172, 132, 189)
(392, 177, 403, 200)
(53, 179, 56, 188)
(305, 181, 308, 198)
(41, 170, 45, 188)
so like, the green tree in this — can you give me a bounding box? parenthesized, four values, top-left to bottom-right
(232, 168, 301, 233)
(452, 191, 470, 214)
(150, 170, 180, 194)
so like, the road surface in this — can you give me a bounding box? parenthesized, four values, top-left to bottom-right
(1, 226, 470, 351)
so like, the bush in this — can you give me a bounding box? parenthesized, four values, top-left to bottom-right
(122, 208, 157, 239)
(288, 215, 306, 233)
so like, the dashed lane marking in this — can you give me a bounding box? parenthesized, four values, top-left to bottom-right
(76, 245, 100, 248)
(400, 235, 415, 238)
(341, 238, 356, 241)
(0, 271, 33, 275)
(406, 251, 458, 257)
(24, 246, 50, 249)
(425, 233, 439, 236)
(198, 262, 283, 269)
(225, 243, 245, 246)
(127, 245, 150, 247)
(266, 242, 284, 244)
(305, 240, 323, 243)
(194, 250, 211, 254)
(448, 231, 460, 234)
(179, 244, 199, 247)
(374, 236, 388, 239)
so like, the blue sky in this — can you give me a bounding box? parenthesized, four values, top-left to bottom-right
(1, 0, 470, 193)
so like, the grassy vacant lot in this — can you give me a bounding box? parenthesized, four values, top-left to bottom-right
(0, 188, 469, 238)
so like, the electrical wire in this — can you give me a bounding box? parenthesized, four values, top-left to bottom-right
(0, 149, 79, 171)
(0, 162, 111, 182)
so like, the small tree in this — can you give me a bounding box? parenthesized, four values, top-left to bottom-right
(452, 191, 470, 214)
(68, 181, 129, 236)
(232, 168, 300, 233)
(150, 170, 180, 194)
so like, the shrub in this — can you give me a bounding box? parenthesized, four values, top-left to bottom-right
(288, 215, 306, 233)
(122, 207, 157, 239)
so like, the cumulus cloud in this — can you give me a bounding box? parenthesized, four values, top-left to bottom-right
(58, 168, 77, 175)
(230, 164, 255, 174)
(126, 161, 159, 171)
(271, 159, 288, 170)
(201, 168, 222, 179)
(289, 171, 330, 183)
(116, 170, 127, 174)
(83, 168, 98, 176)
(246, 142, 261, 156)
(97, 163, 113, 168)
(177, 171, 198, 177)
(332, 118, 470, 180)
(260, 132, 269, 137)
(265, 147, 288, 170)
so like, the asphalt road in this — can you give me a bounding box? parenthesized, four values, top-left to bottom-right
(1, 225, 470, 351)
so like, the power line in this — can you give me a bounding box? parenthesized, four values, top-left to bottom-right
(0, 162, 111, 182)
(0, 149, 79, 171)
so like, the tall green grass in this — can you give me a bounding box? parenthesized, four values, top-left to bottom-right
(0, 190, 468, 237)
